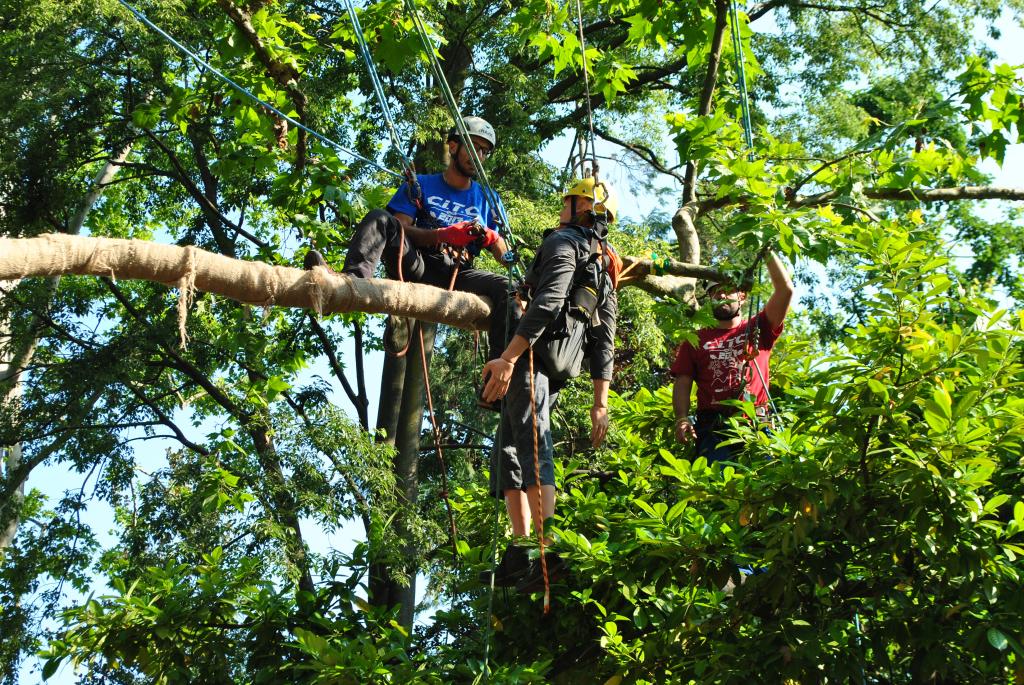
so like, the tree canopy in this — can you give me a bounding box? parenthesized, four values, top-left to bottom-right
(1, 0, 1023, 682)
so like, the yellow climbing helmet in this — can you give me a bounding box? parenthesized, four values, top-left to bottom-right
(564, 177, 618, 222)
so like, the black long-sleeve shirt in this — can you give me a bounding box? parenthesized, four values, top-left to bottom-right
(517, 226, 617, 381)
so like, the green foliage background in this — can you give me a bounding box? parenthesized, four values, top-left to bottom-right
(0, 0, 1022, 682)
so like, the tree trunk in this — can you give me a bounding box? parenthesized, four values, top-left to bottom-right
(369, 322, 436, 630)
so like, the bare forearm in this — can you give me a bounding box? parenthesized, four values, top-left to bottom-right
(488, 236, 510, 262)
(673, 376, 693, 419)
(592, 378, 610, 408)
(764, 252, 794, 327)
(404, 224, 442, 247)
(499, 335, 531, 364)
(390, 213, 438, 248)
(766, 251, 793, 293)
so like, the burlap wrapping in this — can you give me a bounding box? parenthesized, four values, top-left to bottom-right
(0, 234, 494, 345)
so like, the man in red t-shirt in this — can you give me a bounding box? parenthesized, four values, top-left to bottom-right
(671, 252, 793, 462)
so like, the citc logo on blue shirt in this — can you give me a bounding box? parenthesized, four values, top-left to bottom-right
(426, 195, 483, 224)
(387, 173, 502, 229)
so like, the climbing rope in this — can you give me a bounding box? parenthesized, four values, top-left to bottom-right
(527, 348, 552, 613)
(572, 0, 610, 227)
(418, 320, 460, 565)
(341, 0, 415, 172)
(728, 0, 755, 159)
(392, 225, 461, 559)
(116, 0, 403, 180)
(394, 7, 525, 675)
(573, 0, 599, 178)
(727, 2, 778, 416)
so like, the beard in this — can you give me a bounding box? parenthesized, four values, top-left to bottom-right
(455, 151, 478, 178)
(712, 301, 742, 320)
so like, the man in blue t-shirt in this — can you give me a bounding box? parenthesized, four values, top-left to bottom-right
(306, 116, 515, 360)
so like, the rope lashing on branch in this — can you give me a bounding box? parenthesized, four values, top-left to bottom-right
(116, 0, 403, 180)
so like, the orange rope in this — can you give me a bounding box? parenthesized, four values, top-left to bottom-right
(388, 225, 414, 358)
(419, 322, 459, 563)
(527, 348, 551, 613)
(398, 222, 460, 562)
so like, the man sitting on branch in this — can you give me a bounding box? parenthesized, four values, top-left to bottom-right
(306, 115, 515, 357)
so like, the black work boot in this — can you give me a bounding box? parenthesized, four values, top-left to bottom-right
(479, 544, 530, 587)
(516, 551, 566, 594)
(383, 315, 413, 357)
(304, 249, 329, 270)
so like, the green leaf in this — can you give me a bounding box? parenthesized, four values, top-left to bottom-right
(42, 658, 62, 680)
(987, 627, 1009, 651)
(983, 494, 1010, 515)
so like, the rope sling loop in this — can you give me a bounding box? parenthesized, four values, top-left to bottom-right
(116, 0, 403, 181)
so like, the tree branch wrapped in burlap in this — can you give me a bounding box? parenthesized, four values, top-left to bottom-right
(0, 234, 494, 344)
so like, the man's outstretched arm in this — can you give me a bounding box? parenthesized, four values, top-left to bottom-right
(763, 251, 794, 329)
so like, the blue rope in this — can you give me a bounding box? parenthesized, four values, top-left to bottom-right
(340, 0, 415, 172)
(116, 0, 403, 179)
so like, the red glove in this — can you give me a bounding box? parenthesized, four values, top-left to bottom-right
(480, 228, 500, 248)
(435, 220, 478, 248)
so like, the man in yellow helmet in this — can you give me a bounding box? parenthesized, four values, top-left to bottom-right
(479, 177, 621, 592)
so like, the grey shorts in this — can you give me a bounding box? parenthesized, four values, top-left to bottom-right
(489, 355, 559, 497)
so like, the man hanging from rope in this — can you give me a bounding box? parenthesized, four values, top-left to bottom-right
(479, 178, 621, 593)
(671, 251, 794, 462)
(306, 116, 515, 356)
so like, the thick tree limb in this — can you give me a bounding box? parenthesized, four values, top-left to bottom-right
(1, 235, 725, 344)
(618, 255, 717, 280)
(0, 234, 494, 331)
(699, 185, 1024, 212)
(672, 202, 702, 264)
